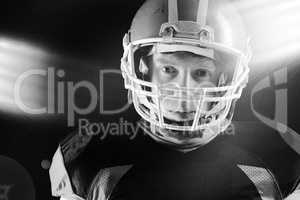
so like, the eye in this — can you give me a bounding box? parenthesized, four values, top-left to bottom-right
(161, 66, 178, 75)
(193, 69, 210, 79)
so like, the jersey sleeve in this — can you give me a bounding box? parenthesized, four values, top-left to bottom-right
(49, 145, 86, 200)
(49, 128, 141, 200)
(49, 130, 97, 200)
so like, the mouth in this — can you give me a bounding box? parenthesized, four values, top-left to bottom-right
(164, 116, 194, 126)
(167, 110, 196, 121)
(155, 112, 220, 140)
(160, 115, 217, 140)
(163, 114, 215, 126)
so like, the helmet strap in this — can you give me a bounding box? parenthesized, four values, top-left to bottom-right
(168, 0, 178, 23)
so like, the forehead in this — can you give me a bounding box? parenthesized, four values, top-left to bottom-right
(151, 51, 215, 66)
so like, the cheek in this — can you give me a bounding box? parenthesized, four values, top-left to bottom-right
(207, 75, 219, 86)
(151, 68, 171, 84)
(199, 70, 220, 86)
(151, 68, 160, 84)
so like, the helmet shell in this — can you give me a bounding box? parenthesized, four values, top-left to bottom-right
(129, 0, 249, 54)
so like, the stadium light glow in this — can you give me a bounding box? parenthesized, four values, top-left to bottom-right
(0, 37, 49, 115)
(234, 0, 300, 67)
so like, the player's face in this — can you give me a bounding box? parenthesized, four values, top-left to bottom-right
(150, 52, 221, 122)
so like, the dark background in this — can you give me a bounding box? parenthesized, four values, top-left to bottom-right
(0, 0, 300, 199)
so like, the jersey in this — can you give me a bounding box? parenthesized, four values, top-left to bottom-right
(49, 125, 283, 200)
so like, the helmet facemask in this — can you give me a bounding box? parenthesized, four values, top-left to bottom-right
(122, 40, 249, 147)
(121, 0, 251, 148)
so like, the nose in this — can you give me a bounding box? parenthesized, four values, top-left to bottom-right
(177, 70, 196, 96)
(178, 69, 189, 88)
(176, 71, 196, 112)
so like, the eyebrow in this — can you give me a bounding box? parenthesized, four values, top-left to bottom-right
(155, 56, 177, 65)
(195, 60, 216, 70)
(155, 56, 216, 70)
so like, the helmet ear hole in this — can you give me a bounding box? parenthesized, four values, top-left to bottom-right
(139, 58, 149, 74)
(218, 73, 228, 87)
(134, 45, 154, 81)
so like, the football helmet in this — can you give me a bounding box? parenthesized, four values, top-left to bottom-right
(121, 0, 251, 149)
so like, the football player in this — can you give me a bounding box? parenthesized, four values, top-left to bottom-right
(49, 0, 299, 199)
